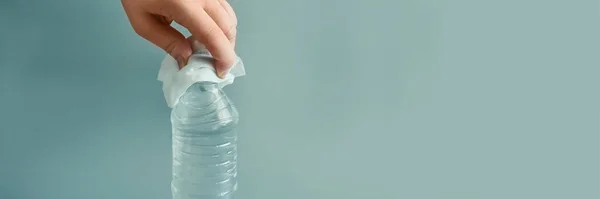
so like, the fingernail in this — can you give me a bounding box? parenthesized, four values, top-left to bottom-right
(176, 56, 186, 69)
(217, 71, 226, 79)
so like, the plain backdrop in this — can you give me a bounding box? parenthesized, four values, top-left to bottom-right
(1, 0, 599, 199)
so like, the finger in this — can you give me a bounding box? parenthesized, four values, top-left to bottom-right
(204, 0, 237, 48)
(218, 0, 237, 25)
(176, 8, 236, 78)
(218, 0, 238, 48)
(124, 10, 192, 68)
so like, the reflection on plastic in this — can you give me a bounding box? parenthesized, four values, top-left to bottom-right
(171, 82, 239, 199)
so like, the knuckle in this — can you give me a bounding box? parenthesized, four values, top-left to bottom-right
(203, 26, 221, 39)
(132, 25, 148, 38)
(173, 0, 206, 8)
(130, 19, 154, 39)
(223, 24, 237, 41)
(163, 40, 179, 55)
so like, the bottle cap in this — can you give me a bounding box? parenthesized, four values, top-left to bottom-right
(157, 39, 246, 108)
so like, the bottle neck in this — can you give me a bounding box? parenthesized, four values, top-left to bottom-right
(191, 81, 220, 92)
(178, 82, 225, 109)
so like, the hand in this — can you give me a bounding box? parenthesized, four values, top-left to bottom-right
(121, 0, 238, 78)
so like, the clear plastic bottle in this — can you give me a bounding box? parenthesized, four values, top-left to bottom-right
(170, 81, 239, 199)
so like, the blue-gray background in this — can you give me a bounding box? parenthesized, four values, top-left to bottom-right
(1, 0, 598, 198)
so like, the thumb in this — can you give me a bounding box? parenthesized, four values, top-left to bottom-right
(125, 12, 192, 68)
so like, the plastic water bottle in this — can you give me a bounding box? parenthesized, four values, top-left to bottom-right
(170, 81, 239, 199)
